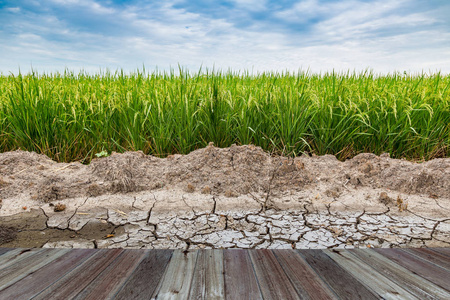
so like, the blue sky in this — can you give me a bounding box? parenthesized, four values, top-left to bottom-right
(1, 0, 449, 74)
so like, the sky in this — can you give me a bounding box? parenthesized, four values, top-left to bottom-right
(1, 0, 449, 74)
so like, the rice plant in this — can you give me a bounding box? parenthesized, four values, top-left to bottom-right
(0, 69, 448, 163)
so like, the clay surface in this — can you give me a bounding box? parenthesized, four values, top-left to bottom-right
(0, 144, 449, 249)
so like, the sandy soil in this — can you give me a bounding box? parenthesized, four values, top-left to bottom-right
(0, 144, 449, 249)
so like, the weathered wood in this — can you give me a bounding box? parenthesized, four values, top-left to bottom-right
(223, 249, 262, 300)
(0, 248, 69, 291)
(0, 249, 95, 299)
(0, 248, 43, 270)
(273, 250, 338, 300)
(189, 250, 225, 299)
(33, 249, 123, 300)
(114, 250, 173, 300)
(403, 248, 450, 270)
(73, 249, 147, 300)
(0, 248, 12, 256)
(350, 249, 450, 300)
(430, 247, 450, 257)
(374, 248, 450, 291)
(152, 250, 198, 300)
(324, 249, 417, 299)
(297, 249, 378, 300)
(249, 249, 300, 300)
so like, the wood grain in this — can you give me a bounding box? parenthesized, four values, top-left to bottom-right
(223, 249, 262, 300)
(324, 249, 417, 299)
(189, 250, 225, 300)
(0, 248, 43, 271)
(298, 249, 378, 300)
(73, 249, 147, 300)
(273, 250, 338, 300)
(114, 250, 173, 300)
(350, 249, 450, 300)
(430, 247, 450, 257)
(33, 249, 123, 300)
(403, 248, 450, 270)
(152, 250, 198, 300)
(375, 248, 450, 291)
(0, 248, 69, 291)
(0, 248, 12, 256)
(0, 249, 95, 299)
(249, 249, 300, 300)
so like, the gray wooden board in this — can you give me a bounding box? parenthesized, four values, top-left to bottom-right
(223, 249, 262, 300)
(0, 248, 12, 256)
(152, 250, 198, 300)
(0, 248, 43, 271)
(189, 250, 225, 300)
(249, 249, 300, 300)
(114, 250, 173, 300)
(73, 249, 147, 300)
(33, 249, 124, 300)
(0, 249, 95, 299)
(298, 249, 378, 300)
(272, 250, 338, 300)
(324, 249, 418, 299)
(350, 249, 450, 300)
(0, 248, 69, 291)
(375, 248, 450, 291)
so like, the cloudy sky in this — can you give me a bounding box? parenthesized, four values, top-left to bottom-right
(1, 0, 449, 74)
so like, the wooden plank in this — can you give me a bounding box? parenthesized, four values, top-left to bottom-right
(430, 247, 450, 257)
(73, 249, 147, 300)
(0, 248, 43, 270)
(273, 250, 338, 300)
(403, 248, 450, 270)
(374, 248, 450, 291)
(33, 249, 124, 300)
(0, 248, 12, 256)
(249, 249, 300, 300)
(114, 250, 173, 300)
(297, 249, 378, 300)
(223, 249, 262, 300)
(189, 250, 225, 299)
(0, 249, 95, 299)
(152, 250, 198, 300)
(350, 249, 450, 300)
(324, 249, 417, 299)
(0, 248, 69, 291)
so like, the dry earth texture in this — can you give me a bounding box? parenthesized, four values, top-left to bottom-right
(0, 144, 449, 250)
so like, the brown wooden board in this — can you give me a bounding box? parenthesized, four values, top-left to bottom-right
(223, 249, 262, 300)
(430, 247, 450, 257)
(297, 249, 378, 300)
(350, 249, 450, 300)
(0, 248, 69, 291)
(324, 249, 417, 299)
(33, 249, 124, 300)
(403, 248, 450, 270)
(273, 250, 338, 300)
(0, 249, 95, 299)
(374, 248, 450, 291)
(0, 248, 12, 256)
(114, 249, 173, 300)
(249, 249, 300, 300)
(73, 249, 147, 300)
(152, 250, 198, 299)
(189, 250, 225, 300)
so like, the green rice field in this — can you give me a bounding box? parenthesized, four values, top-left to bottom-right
(0, 69, 449, 163)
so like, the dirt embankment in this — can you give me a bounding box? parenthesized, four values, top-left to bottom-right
(0, 144, 449, 249)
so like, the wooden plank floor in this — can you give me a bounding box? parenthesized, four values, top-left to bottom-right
(0, 248, 449, 299)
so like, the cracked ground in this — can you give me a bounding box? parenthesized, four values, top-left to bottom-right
(0, 144, 449, 249)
